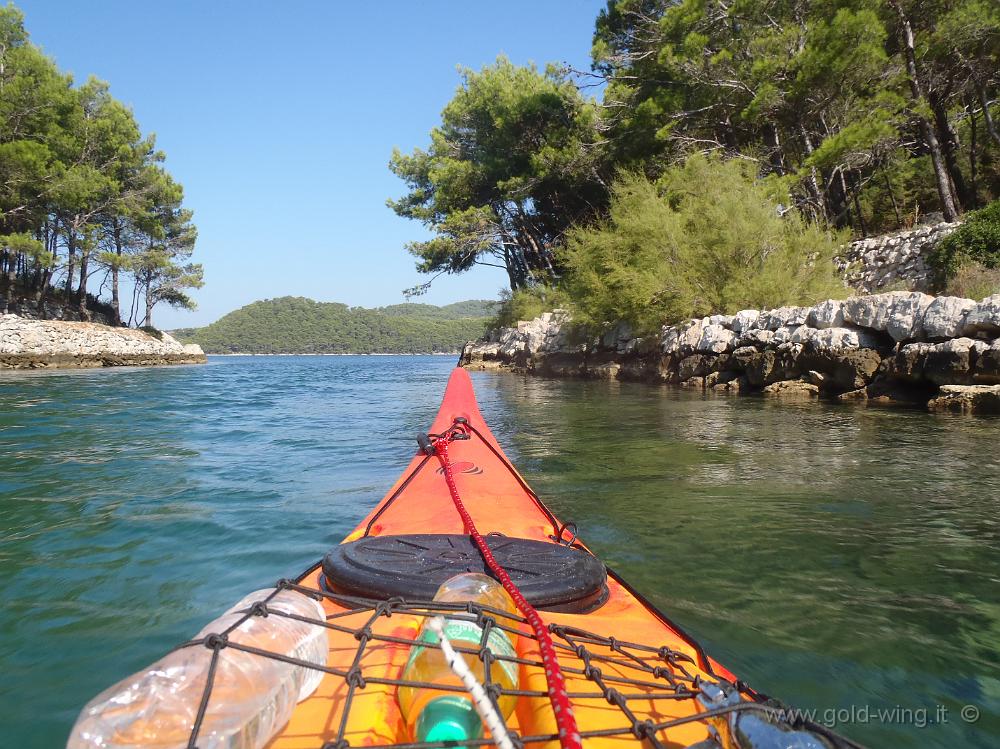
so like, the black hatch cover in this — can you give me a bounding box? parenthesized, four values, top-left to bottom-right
(323, 533, 608, 614)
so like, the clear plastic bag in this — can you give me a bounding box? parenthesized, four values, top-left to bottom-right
(68, 588, 328, 749)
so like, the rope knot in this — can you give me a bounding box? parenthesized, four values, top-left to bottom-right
(485, 681, 502, 702)
(204, 633, 228, 650)
(353, 626, 373, 642)
(249, 601, 269, 617)
(346, 667, 367, 689)
(633, 719, 656, 739)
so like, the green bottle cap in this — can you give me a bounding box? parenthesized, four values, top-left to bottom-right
(416, 696, 483, 747)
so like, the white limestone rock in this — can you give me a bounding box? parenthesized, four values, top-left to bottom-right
(961, 295, 1000, 336)
(922, 296, 976, 339)
(525, 330, 546, 355)
(695, 324, 736, 354)
(660, 325, 681, 355)
(706, 313, 736, 328)
(807, 327, 873, 351)
(600, 320, 633, 351)
(771, 325, 805, 345)
(807, 299, 846, 329)
(0, 315, 205, 366)
(886, 292, 934, 342)
(731, 309, 760, 334)
(737, 328, 775, 348)
(789, 324, 814, 344)
(759, 306, 808, 330)
(497, 333, 524, 358)
(843, 292, 908, 331)
(677, 319, 706, 355)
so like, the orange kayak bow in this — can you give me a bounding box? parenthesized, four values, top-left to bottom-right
(262, 369, 857, 749)
(71, 368, 861, 749)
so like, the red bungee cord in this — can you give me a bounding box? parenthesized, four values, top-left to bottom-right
(434, 434, 583, 749)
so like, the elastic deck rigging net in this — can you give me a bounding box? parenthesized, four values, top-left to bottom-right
(176, 572, 860, 749)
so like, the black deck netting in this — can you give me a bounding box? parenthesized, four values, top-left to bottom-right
(161, 569, 862, 749)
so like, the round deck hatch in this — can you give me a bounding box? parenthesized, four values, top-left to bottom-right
(323, 533, 608, 614)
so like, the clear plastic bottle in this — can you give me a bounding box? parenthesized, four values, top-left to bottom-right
(397, 573, 520, 745)
(68, 588, 328, 749)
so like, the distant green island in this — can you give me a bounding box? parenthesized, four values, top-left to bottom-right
(170, 297, 496, 354)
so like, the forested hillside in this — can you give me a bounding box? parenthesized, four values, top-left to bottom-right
(391, 0, 1000, 332)
(171, 297, 496, 354)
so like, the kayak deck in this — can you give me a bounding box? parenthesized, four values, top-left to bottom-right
(141, 368, 860, 749)
(265, 577, 728, 749)
(65, 368, 868, 749)
(263, 369, 741, 748)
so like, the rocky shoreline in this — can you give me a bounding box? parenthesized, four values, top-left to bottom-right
(459, 291, 1000, 415)
(0, 315, 206, 369)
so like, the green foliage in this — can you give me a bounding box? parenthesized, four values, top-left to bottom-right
(379, 300, 498, 319)
(590, 0, 1000, 229)
(173, 297, 496, 354)
(0, 231, 47, 264)
(856, 154, 942, 234)
(490, 286, 570, 329)
(943, 262, 1000, 300)
(928, 200, 1000, 289)
(0, 3, 198, 325)
(389, 56, 606, 293)
(561, 157, 846, 333)
(389, 1, 999, 339)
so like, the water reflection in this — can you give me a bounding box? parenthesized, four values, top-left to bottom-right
(473, 374, 1000, 749)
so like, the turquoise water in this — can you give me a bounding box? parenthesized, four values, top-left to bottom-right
(1, 356, 998, 748)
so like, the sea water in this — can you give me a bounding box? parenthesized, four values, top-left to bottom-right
(1, 356, 997, 748)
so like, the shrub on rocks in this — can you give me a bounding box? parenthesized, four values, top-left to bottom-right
(560, 156, 845, 334)
(490, 286, 569, 329)
(944, 263, 1000, 301)
(929, 200, 1000, 291)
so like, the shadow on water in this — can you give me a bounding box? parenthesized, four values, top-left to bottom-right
(0, 358, 997, 748)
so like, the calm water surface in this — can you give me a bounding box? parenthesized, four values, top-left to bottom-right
(1, 356, 998, 748)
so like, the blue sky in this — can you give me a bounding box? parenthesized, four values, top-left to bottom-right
(17, 1, 607, 327)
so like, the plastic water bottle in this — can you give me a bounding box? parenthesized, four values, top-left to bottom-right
(397, 573, 520, 745)
(68, 588, 328, 749)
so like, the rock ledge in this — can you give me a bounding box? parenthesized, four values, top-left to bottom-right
(0, 315, 206, 369)
(459, 292, 1000, 415)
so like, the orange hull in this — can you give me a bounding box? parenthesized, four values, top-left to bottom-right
(268, 368, 744, 749)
